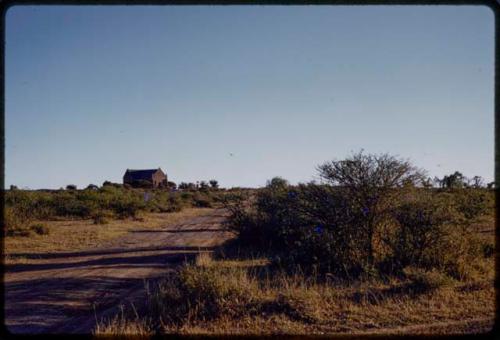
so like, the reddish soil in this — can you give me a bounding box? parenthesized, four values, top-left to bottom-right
(4, 208, 232, 334)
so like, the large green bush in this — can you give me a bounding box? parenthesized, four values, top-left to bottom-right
(225, 152, 492, 280)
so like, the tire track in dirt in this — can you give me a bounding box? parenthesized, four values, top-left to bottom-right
(4, 208, 233, 334)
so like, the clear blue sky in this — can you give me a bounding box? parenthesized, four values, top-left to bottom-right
(6, 5, 495, 189)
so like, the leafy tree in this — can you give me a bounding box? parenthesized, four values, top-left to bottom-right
(266, 177, 289, 189)
(471, 176, 484, 188)
(199, 181, 210, 191)
(209, 180, 219, 189)
(441, 171, 466, 189)
(66, 184, 77, 190)
(317, 151, 426, 269)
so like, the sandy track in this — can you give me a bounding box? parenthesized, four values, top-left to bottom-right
(4, 208, 232, 334)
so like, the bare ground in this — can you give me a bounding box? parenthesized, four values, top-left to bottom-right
(4, 208, 233, 334)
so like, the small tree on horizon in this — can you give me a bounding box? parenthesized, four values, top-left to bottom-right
(266, 177, 289, 189)
(209, 179, 219, 189)
(179, 182, 196, 190)
(471, 176, 484, 188)
(441, 171, 467, 189)
(199, 181, 210, 191)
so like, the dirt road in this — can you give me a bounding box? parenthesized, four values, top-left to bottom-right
(4, 208, 232, 334)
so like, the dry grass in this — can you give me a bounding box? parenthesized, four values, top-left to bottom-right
(3, 208, 211, 261)
(93, 305, 153, 337)
(95, 251, 495, 336)
(187, 267, 492, 334)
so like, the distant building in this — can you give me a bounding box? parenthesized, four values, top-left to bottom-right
(123, 168, 167, 188)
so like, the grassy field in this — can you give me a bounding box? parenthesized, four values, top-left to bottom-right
(96, 242, 494, 335)
(4, 208, 212, 264)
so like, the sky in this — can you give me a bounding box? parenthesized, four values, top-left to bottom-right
(5, 5, 495, 189)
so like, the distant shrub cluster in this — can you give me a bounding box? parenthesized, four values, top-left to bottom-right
(224, 152, 494, 280)
(178, 179, 220, 191)
(4, 184, 227, 237)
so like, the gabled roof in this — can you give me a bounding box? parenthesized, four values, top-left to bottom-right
(124, 168, 164, 181)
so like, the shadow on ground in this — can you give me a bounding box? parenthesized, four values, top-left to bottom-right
(7, 245, 215, 261)
(4, 248, 204, 334)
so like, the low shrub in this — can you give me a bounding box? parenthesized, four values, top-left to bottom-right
(272, 290, 323, 323)
(383, 193, 460, 272)
(92, 210, 113, 225)
(110, 197, 146, 219)
(193, 193, 213, 208)
(441, 231, 484, 281)
(451, 188, 494, 220)
(150, 263, 258, 325)
(179, 264, 256, 318)
(4, 206, 32, 237)
(54, 196, 97, 218)
(147, 192, 184, 213)
(403, 267, 455, 293)
(165, 195, 183, 212)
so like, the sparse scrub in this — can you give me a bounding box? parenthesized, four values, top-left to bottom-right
(145, 260, 260, 328)
(99, 255, 494, 335)
(178, 264, 257, 319)
(451, 188, 494, 220)
(402, 267, 455, 293)
(94, 305, 153, 336)
(4, 206, 32, 237)
(193, 192, 214, 208)
(3, 185, 214, 236)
